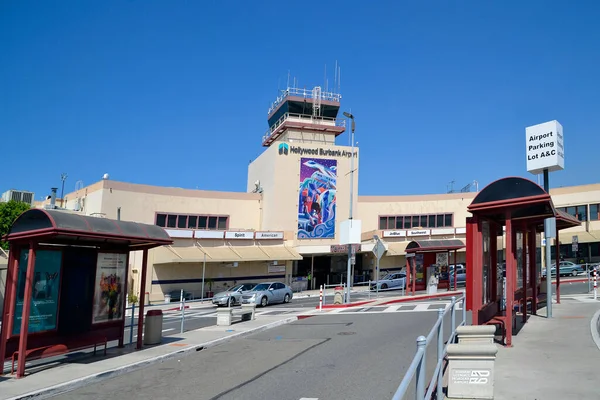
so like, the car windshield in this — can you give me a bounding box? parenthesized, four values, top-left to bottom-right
(229, 284, 244, 292)
(382, 274, 394, 280)
(251, 283, 271, 291)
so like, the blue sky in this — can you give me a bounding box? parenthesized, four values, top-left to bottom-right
(2, 1, 599, 200)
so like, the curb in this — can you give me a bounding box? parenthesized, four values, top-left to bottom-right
(551, 278, 589, 284)
(315, 300, 376, 309)
(7, 316, 299, 400)
(378, 291, 464, 305)
(590, 309, 600, 352)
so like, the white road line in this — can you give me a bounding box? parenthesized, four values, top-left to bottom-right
(413, 303, 431, 312)
(299, 398, 319, 400)
(162, 328, 175, 333)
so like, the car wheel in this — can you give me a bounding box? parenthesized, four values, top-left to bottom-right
(261, 296, 268, 307)
(381, 283, 388, 290)
(228, 297, 235, 307)
(284, 294, 290, 303)
(572, 271, 578, 277)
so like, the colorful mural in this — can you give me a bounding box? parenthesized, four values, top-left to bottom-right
(298, 157, 337, 239)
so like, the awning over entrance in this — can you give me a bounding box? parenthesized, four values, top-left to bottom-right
(153, 244, 301, 264)
(405, 239, 465, 253)
(5, 208, 172, 250)
(386, 242, 408, 256)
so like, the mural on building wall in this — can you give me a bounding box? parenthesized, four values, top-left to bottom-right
(298, 157, 337, 239)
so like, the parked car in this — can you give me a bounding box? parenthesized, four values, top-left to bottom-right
(212, 283, 257, 307)
(169, 290, 193, 302)
(370, 272, 406, 290)
(449, 266, 467, 286)
(542, 261, 585, 277)
(241, 282, 293, 307)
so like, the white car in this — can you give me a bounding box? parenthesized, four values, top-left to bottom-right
(370, 272, 406, 291)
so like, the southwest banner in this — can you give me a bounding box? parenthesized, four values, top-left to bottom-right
(298, 157, 337, 239)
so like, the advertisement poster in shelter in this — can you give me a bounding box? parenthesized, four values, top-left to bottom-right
(12, 250, 62, 335)
(92, 252, 127, 324)
(297, 157, 337, 239)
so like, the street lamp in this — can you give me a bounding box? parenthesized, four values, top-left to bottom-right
(343, 111, 356, 303)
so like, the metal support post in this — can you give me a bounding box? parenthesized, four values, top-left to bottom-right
(180, 296, 186, 334)
(129, 303, 135, 345)
(368, 280, 371, 299)
(594, 267, 598, 300)
(436, 308, 444, 400)
(544, 218, 553, 318)
(201, 252, 206, 301)
(376, 256, 380, 298)
(319, 285, 323, 311)
(416, 336, 427, 400)
(462, 296, 466, 324)
(451, 296, 456, 333)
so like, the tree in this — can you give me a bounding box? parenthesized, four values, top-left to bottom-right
(0, 200, 31, 250)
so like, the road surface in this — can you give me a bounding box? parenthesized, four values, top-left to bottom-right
(59, 310, 460, 400)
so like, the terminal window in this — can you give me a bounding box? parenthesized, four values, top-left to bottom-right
(379, 213, 454, 230)
(155, 213, 229, 230)
(556, 205, 589, 221)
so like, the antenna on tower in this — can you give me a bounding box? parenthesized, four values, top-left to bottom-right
(338, 65, 341, 93)
(287, 70, 290, 89)
(334, 60, 338, 93)
(324, 64, 327, 92)
(447, 180, 456, 193)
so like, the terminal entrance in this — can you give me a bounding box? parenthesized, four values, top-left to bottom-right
(295, 253, 366, 290)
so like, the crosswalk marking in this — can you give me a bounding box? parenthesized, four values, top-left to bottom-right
(413, 303, 431, 312)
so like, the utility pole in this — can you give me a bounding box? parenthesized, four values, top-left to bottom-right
(343, 111, 355, 303)
(60, 173, 68, 208)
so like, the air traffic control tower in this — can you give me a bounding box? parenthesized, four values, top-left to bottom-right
(248, 83, 359, 243)
(262, 86, 346, 147)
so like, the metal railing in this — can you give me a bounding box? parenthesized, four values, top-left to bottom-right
(263, 112, 346, 143)
(268, 87, 342, 115)
(391, 296, 466, 400)
(124, 290, 216, 345)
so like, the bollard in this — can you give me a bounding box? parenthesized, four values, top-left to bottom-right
(416, 336, 427, 400)
(180, 296, 186, 334)
(129, 303, 135, 345)
(368, 280, 371, 300)
(436, 308, 444, 400)
(456, 325, 496, 344)
(447, 343, 498, 400)
(462, 297, 467, 324)
(319, 285, 323, 311)
(594, 267, 598, 300)
(180, 289, 184, 311)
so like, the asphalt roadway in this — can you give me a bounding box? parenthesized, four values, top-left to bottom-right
(122, 289, 409, 343)
(60, 312, 457, 400)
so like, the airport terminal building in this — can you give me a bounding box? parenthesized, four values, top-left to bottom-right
(56, 86, 600, 302)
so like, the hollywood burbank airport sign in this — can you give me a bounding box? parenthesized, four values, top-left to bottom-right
(526, 120, 565, 175)
(278, 142, 357, 158)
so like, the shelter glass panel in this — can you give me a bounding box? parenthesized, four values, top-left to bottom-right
(516, 232, 524, 290)
(482, 221, 491, 305)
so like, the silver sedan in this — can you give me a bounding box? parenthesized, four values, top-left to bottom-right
(212, 283, 257, 307)
(241, 282, 293, 307)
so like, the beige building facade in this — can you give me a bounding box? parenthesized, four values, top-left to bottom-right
(55, 177, 600, 303)
(51, 86, 600, 303)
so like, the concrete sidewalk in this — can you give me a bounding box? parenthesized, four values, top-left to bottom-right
(0, 313, 301, 400)
(493, 299, 600, 400)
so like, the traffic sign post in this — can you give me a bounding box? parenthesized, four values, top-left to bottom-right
(372, 235, 386, 298)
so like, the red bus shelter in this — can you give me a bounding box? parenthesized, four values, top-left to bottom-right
(405, 239, 465, 294)
(465, 177, 580, 346)
(0, 209, 172, 378)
